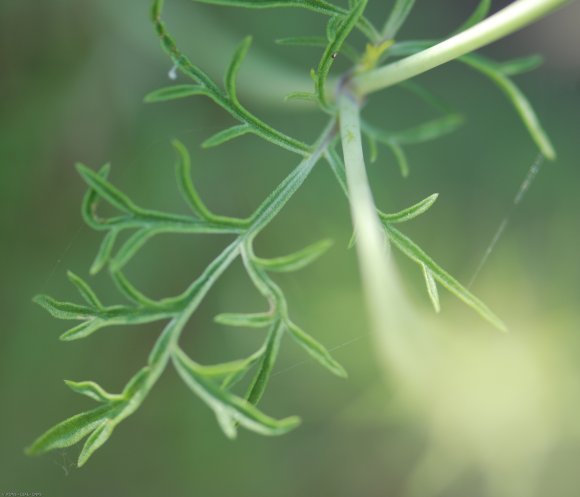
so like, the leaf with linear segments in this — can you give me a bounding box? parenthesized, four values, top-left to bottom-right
(254, 239, 333, 272)
(173, 348, 300, 437)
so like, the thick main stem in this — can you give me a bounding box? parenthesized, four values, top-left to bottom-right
(354, 0, 573, 96)
(338, 92, 397, 335)
(338, 92, 434, 386)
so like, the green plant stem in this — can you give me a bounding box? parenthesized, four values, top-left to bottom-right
(353, 0, 573, 96)
(337, 91, 435, 387)
(338, 92, 400, 335)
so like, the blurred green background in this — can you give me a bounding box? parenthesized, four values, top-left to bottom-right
(1, 1, 580, 496)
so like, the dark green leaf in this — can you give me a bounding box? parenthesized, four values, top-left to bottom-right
(76, 163, 138, 214)
(316, 0, 368, 109)
(225, 36, 252, 106)
(144, 84, 210, 102)
(172, 139, 214, 220)
(202, 124, 251, 148)
(245, 320, 284, 405)
(379, 193, 438, 223)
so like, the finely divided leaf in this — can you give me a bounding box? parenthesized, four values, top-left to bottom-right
(383, 223, 507, 331)
(172, 139, 214, 220)
(225, 36, 252, 106)
(33, 295, 94, 320)
(182, 350, 264, 381)
(144, 85, 210, 102)
(173, 348, 300, 437)
(26, 404, 113, 455)
(64, 380, 120, 403)
(379, 193, 438, 223)
(316, 0, 368, 109)
(460, 54, 555, 160)
(67, 271, 102, 309)
(286, 321, 347, 377)
(254, 239, 333, 272)
(90, 229, 118, 274)
(77, 421, 114, 467)
(77, 164, 138, 214)
(214, 312, 274, 328)
(189, 0, 344, 16)
(202, 124, 251, 148)
(59, 319, 106, 341)
(245, 321, 284, 405)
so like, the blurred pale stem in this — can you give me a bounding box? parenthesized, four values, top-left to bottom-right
(354, 0, 574, 96)
(338, 92, 437, 388)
